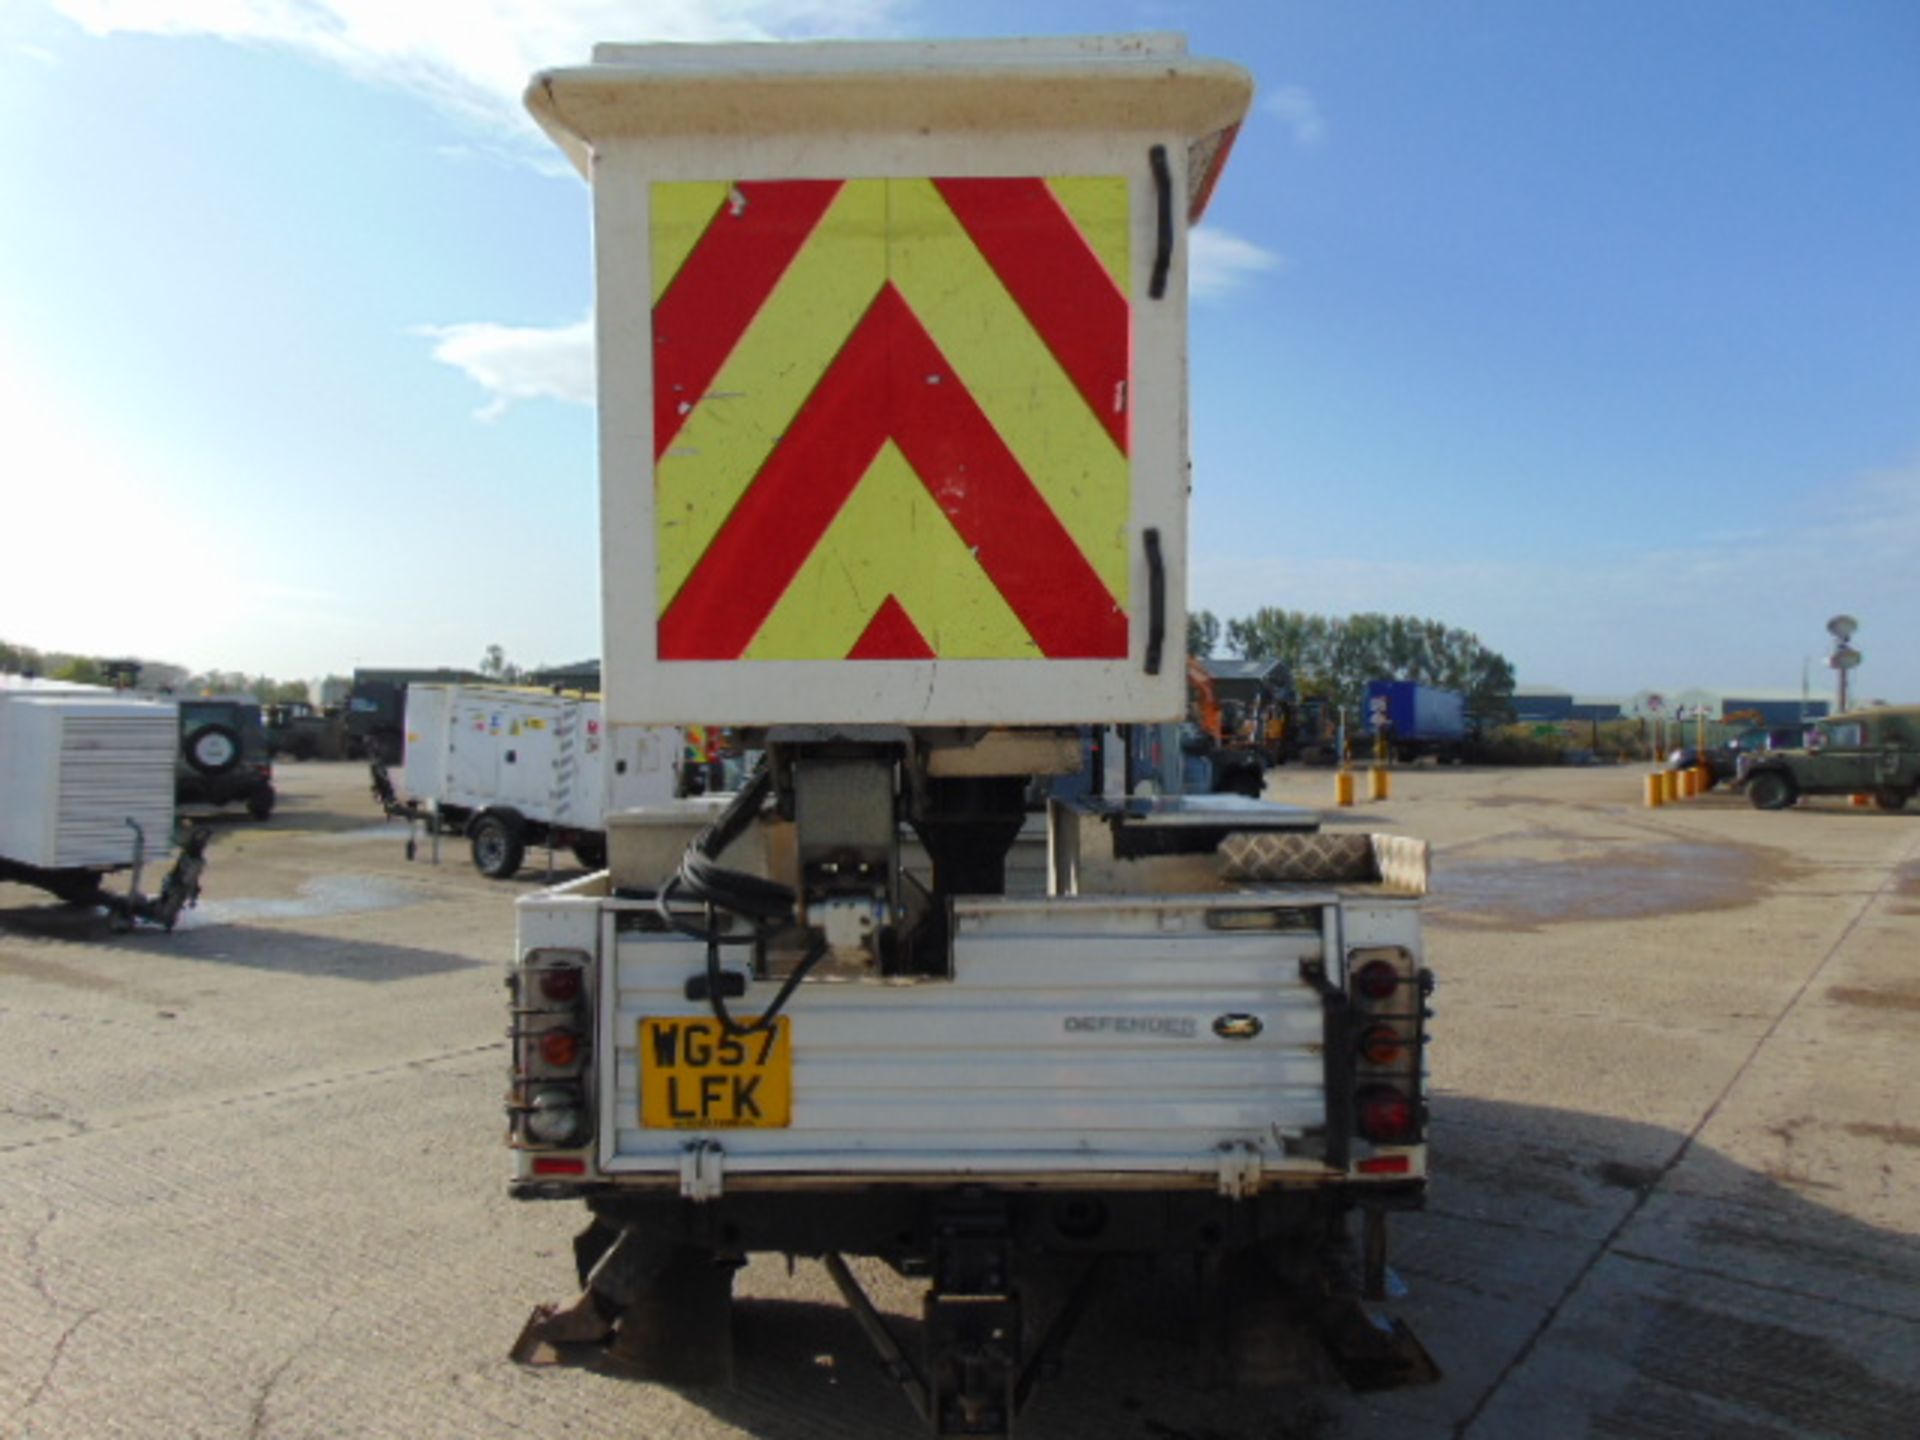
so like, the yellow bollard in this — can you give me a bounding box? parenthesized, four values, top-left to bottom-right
(1657, 770, 1674, 803)
(1645, 773, 1664, 808)
(1335, 770, 1356, 807)
(1681, 768, 1699, 799)
(1695, 764, 1713, 795)
(1368, 766, 1390, 801)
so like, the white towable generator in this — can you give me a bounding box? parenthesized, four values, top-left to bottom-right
(0, 678, 210, 929)
(506, 35, 1437, 1432)
(375, 683, 679, 878)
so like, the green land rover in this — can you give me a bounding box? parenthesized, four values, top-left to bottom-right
(1738, 705, 1920, 812)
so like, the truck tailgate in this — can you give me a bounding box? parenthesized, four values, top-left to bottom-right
(599, 895, 1337, 1182)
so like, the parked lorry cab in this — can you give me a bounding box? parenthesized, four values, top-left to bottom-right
(344, 667, 487, 765)
(0, 677, 210, 927)
(374, 683, 680, 878)
(1365, 680, 1467, 764)
(502, 36, 1436, 1431)
(265, 701, 346, 761)
(1738, 705, 1920, 812)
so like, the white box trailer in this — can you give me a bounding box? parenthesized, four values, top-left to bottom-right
(0, 677, 209, 927)
(395, 684, 677, 878)
(0, 678, 177, 873)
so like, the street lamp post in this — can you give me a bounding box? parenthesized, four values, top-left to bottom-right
(1827, 615, 1860, 714)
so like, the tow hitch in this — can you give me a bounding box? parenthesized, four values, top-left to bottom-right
(103, 820, 212, 932)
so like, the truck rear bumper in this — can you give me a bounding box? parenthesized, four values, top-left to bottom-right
(517, 1180, 1425, 1264)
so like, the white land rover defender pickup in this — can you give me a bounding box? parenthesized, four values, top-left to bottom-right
(501, 35, 1437, 1433)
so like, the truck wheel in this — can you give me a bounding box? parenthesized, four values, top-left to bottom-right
(247, 785, 277, 822)
(470, 813, 525, 880)
(185, 725, 243, 777)
(1872, 787, 1909, 813)
(1747, 771, 1795, 811)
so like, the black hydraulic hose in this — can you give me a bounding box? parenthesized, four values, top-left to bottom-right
(649, 757, 824, 1035)
(704, 929, 828, 1037)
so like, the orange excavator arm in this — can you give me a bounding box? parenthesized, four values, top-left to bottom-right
(1187, 657, 1223, 742)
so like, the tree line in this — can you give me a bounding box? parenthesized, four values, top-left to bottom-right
(1189, 608, 1517, 724)
(0, 638, 340, 707)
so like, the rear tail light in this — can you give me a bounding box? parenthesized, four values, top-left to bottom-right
(539, 967, 582, 1003)
(512, 947, 593, 1154)
(1358, 1023, 1405, 1066)
(1357, 1084, 1418, 1144)
(524, 1087, 588, 1146)
(1354, 958, 1400, 1002)
(539, 1029, 583, 1068)
(1344, 946, 1431, 1160)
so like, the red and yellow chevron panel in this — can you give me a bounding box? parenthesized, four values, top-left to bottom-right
(651, 175, 1132, 661)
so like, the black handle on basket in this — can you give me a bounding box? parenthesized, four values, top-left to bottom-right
(1149, 145, 1173, 300)
(1143, 527, 1165, 675)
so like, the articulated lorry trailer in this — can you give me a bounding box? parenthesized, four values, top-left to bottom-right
(503, 35, 1437, 1432)
(1365, 680, 1468, 764)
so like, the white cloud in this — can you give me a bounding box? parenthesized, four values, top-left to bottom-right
(53, 0, 909, 143)
(1189, 226, 1285, 302)
(1264, 83, 1325, 149)
(416, 316, 594, 418)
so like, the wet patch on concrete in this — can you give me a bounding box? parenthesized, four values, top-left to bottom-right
(311, 824, 416, 847)
(1428, 841, 1784, 931)
(1594, 1160, 1664, 1193)
(1826, 982, 1920, 1015)
(1842, 1120, 1920, 1149)
(182, 875, 424, 928)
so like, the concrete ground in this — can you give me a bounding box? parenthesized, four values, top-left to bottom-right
(2, 759, 1915, 1439)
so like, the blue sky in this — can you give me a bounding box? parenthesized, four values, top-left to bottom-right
(2, 0, 1915, 704)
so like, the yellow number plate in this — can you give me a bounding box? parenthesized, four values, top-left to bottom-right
(639, 1017, 792, 1129)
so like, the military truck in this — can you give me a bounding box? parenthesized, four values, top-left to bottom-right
(345, 667, 486, 764)
(1737, 705, 1920, 811)
(176, 696, 276, 820)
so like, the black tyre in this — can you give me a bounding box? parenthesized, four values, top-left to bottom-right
(1747, 770, 1795, 811)
(470, 813, 526, 880)
(247, 785, 277, 822)
(1872, 787, 1909, 813)
(185, 724, 243, 777)
(571, 835, 608, 870)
